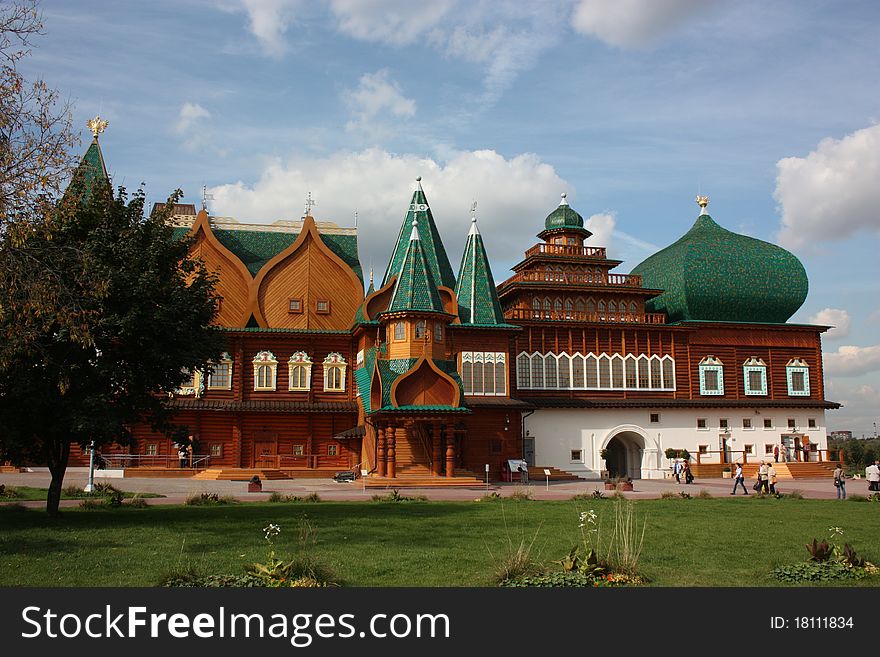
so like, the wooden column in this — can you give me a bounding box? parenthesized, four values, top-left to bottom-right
(233, 415, 243, 468)
(377, 424, 386, 478)
(432, 424, 442, 477)
(446, 434, 456, 478)
(387, 424, 397, 479)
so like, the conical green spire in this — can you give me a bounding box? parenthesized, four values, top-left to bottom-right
(382, 178, 456, 290)
(455, 206, 505, 325)
(386, 219, 444, 313)
(64, 125, 110, 205)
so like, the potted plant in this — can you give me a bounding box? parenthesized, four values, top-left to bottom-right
(664, 448, 678, 460)
(616, 476, 634, 492)
(721, 466, 732, 479)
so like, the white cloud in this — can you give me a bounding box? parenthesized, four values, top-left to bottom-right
(824, 345, 880, 378)
(825, 381, 880, 436)
(208, 147, 568, 277)
(570, 0, 709, 48)
(809, 308, 851, 340)
(329, 0, 455, 46)
(775, 123, 880, 249)
(240, 0, 299, 57)
(344, 69, 416, 136)
(175, 102, 211, 135)
(586, 212, 615, 250)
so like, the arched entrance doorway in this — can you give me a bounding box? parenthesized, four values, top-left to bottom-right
(604, 431, 645, 479)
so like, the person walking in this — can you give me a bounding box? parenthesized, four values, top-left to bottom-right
(731, 463, 748, 495)
(758, 461, 769, 494)
(178, 444, 188, 469)
(767, 463, 778, 494)
(866, 460, 880, 492)
(833, 463, 846, 500)
(673, 459, 681, 484)
(773, 444, 779, 463)
(683, 460, 694, 484)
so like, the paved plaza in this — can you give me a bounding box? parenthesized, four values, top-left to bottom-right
(1, 468, 872, 508)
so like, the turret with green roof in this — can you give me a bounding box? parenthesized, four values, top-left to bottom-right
(64, 116, 111, 204)
(385, 219, 444, 314)
(455, 203, 505, 325)
(382, 178, 456, 290)
(538, 193, 592, 241)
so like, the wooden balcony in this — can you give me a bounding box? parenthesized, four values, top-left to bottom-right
(504, 308, 667, 324)
(524, 243, 607, 259)
(500, 270, 643, 288)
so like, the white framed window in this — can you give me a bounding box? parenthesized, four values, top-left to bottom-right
(210, 444, 222, 457)
(744, 444, 754, 455)
(719, 418, 729, 431)
(763, 418, 774, 430)
(207, 353, 233, 390)
(698, 356, 724, 395)
(414, 320, 427, 340)
(293, 444, 304, 456)
(764, 444, 774, 455)
(570, 449, 582, 462)
(328, 445, 338, 456)
(323, 352, 347, 392)
(146, 444, 158, 456)
(808, 418, 817, 429)
(743, 357, 767, 396)
(288, 351, 312, 391)
(697, 418, 708, 430)
(786, 358, 810, 396)
(742, 418, 753, 430)
(650, 413, 660, 424)
(787, 418, 797, 430)
(253, 350, 278, 391)
(461, 352, 507, 396)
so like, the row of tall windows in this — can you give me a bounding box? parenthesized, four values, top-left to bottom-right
(516, 352, 676, 391)
(698, 356, 810, 397)
(460, 352, 507, 396)
(531, 297, 639, 318)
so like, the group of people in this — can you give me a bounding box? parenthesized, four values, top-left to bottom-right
(730, 461, 778, 495)
(831, 460, 880, 500)
(672, 458, 694, 484)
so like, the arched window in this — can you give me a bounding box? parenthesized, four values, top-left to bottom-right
(611, 354, 624, 388)
(586, 298, 596, 314)
(585, 354, 599, 388)
(532, 297, 541, 318)
(434, 322, 444, 342)
(743, 357, 767, 396)
(554, 298, 563, 313)
(637, 355, 650, 388)
(608, 300, 617, 313)
(288, 351, 312, 391)
(253, 351, 278, 391)
(575, 298, 585, 314)
(598, 355, 611, 388)
(494, 353, 507, 395)
(472, 352, 485, 394)
(661, 357, 676, 390)
(557, 353, 571, 388)
(572, 354, 585, 388)
(461, 352, 474, 394)
(650, 358, 662, 389)
(786, 358, 810, 396)
(531, 353, 544, 388)
(323, 352, 347, 392)
(207, 352, 233, 390)
(544, 354, 558, 388)
(625, 355, 637, 388)
(565, 298, 573, 319)
(414, 320, 427, 340)
(698, 356, 724, 395)
(517, 353, 531, 389)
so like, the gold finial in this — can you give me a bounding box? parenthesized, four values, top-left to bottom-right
(696, 195, 710, 211)
(87, 116, 109, 138)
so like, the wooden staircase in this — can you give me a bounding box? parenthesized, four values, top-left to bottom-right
(192, 468, 290, 481)
(528, 466, 582, 481)
(691, 461, 837, 480)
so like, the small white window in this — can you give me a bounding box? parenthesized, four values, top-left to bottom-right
(570, 449, 582, 462)
(742, 418, 753, 430)
(719, 418, 729, 430)
(763, 418, 773, 430)
(210, 444, 222, 457)
(207, 353, 233, 390)
(323, 352, 347, 392)
(697, 418, 708, 430)
(808, 418, 817, 429)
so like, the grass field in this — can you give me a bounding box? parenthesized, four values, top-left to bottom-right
(0, 486, 163, 501)
(1, 497, 878, 587)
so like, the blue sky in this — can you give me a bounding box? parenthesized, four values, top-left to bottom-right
(23, 0, 880, 434)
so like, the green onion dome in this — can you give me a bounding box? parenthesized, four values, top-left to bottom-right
(543, 193, 591, 236)
(630, 197, 808, 324)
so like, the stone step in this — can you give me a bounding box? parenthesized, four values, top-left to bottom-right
(192, 468, 290, 481)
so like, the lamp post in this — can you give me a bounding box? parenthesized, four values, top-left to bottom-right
(83, 440, 96, 493)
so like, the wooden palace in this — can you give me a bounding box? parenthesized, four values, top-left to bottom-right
(68, 130, 839, 483)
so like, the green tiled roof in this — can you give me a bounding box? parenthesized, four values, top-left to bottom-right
(171, 225, 362, 282)
(543, 195, 590, 236)
(64, 139, 110, 204)
(355, 353, 465, 414)
(455, 219, 505, 325)
(382, 185, 456, 290)
(354, 277, 376, 324)
(386, 223, 444, 313)
(631, 212, 808, 323)
(221, 327, 351, 334)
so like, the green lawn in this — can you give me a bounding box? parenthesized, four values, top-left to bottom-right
(0, 486, 163, 501)
(1, 497, 878, 587)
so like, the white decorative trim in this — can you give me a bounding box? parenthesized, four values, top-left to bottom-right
(743, 357, 767, 396)
(288, 351, 312, 391)
(516, 351, 675, 391)
(207, 352, 233, 390)
(253, 351, 278, 391)
(323, 352, 347, 392)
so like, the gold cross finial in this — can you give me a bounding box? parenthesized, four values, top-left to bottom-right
(87, 116, 109, 138)
(696, 194, 710, 210)
(304, 191, 316, 217)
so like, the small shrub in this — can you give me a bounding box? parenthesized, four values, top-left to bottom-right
(185, 492, 236, 506)
(93, 482, 120, 494)
(267, 492, 289, 503)
(610, 490, 626, 500)
(870, 493, 880, 502)
(773, 562, 870, 583)
(62, 485, 83, 497)
(304, 492, 321, 503)
(509, 486, 533, 501)
(125, 495, 148, 508)
(0, 484, 22, 499)
(847, 494, 868, 502)
(660, 490, 678, 499)
(697, 489, 712, 499)
(79, 498, 103, 509)
(371, 489, 427, 502)
(678, 491, 692, 500)
(476, 491, 502, 502)
(784, 490, 804, 500)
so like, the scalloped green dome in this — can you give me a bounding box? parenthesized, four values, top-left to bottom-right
(630, 212, 808, 324)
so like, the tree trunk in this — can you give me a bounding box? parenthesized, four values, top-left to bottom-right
(45, 440, 71, 517)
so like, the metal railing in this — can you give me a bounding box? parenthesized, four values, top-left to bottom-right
(500, 270, 644, 288)
(692, 448, 841, 465)
(98, 454, 212, 469)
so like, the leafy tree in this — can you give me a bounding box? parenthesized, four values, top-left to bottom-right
(1, 0, 76, 228)
(0, 178, 224, 515)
